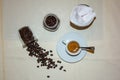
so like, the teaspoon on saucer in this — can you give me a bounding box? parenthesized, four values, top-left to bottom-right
(80, 46, 95, 54)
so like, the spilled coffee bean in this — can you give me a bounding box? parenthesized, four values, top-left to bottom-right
(50, 54, 53, 56)
(57, 60, 62, 64)
(50, 50, 53, 53)
(37, 65, 39, 68)
(63, 69, 66, 72)
(47, 75, 50, 78)
(59, 66, 63, 70)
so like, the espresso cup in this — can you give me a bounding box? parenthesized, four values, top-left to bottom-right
(62, 40, 81, 56)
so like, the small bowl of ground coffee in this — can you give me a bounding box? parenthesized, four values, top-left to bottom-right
(43, 13, 60, 32)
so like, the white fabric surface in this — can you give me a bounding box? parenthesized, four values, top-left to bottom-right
(0, 0, 3, 80)
(0, 0, 120, 80)
(70, 4, 96, 26)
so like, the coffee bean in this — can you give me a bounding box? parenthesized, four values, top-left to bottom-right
(59, 66, 63, 70)
(43, 49, 46, 51)
(37, 65, 39, 68)
(50, 54, 53, 56)
(55, 64, 57, 67)
(47, 75, 50, 78)
(34, 42, 39, 47)
(57, 60, 61, 63)
(41, 64, 43, 66)
(63, 69, 66, 72)
(29, 52, 33, 57)
(26, 47, 31, 51)
(50, 50, 52, 53)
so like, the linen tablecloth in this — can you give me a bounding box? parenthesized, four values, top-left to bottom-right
(0, 0, 120, 80)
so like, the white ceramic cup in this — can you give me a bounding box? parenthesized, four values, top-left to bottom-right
(62, 40, 81, 56)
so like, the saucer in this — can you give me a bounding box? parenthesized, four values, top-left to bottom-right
(56, 32, 87, 63)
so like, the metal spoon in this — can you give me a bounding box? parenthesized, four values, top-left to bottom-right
(62, 40, 95, 54)
(80, 46, 95, 54)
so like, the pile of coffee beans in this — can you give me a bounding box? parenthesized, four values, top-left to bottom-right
(26, 41, 66, 78)
(19, 26, 66, 78)
(45, 16, 57, 27)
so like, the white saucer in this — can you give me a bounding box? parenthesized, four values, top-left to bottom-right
(56, 32, 87, 63)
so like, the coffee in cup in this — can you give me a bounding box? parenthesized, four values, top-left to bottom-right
(62, 40, 81, 56)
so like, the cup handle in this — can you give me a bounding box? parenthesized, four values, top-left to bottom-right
(62, 40, 69, 45)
